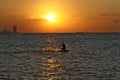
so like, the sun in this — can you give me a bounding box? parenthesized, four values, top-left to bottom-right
(44, 14, 56, 22)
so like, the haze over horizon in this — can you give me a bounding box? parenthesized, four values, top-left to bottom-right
(0, 0, 120, 33)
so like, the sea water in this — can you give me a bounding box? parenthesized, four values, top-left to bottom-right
(0, 33, 120, 80)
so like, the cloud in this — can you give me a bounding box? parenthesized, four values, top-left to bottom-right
(97, 13, 108, 17)
(79, 13, 120, 20)
(25, 18, 47, 23)
(26, 18, 43, 21)
(70, 12, 120, 20)
(97, 13, 120, 17)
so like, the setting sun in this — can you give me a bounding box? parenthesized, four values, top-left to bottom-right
(43, 14, 56, 22)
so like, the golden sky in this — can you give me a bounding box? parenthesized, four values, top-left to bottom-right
(0, 0, 120, 33)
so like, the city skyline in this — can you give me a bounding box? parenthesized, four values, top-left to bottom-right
(0, 0, 120, 33)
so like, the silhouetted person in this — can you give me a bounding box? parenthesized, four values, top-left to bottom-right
(61, 41, 66, 51)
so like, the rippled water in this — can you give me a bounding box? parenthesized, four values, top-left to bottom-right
(0, 33, 120, 80)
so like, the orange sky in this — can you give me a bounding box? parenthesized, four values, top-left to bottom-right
(0, 0, 120, 33)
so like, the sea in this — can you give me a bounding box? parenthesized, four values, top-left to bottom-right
(0, 33, 120, 80)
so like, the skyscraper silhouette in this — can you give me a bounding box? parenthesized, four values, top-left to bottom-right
(13, 25, 17, 33)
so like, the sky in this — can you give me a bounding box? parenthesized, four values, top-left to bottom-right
(0, 0, 120, 33)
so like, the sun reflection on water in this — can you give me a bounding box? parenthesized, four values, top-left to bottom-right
(42, 37, 61, 52)
(40, 57, 63, 80)
(42, 47, 61, 52)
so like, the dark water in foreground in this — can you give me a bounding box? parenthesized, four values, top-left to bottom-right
(0, 33, 120, 80)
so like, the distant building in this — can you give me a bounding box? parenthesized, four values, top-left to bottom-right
(0, 25, 18, 34)
(13, 25, 17, 33)
(0, 29, 11, 34)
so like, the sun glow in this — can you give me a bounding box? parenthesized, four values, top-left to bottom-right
(43, 14, 56, 22)
(38, 11, 70, 32)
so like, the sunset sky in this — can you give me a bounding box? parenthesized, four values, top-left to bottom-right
(0, 0, 120, 33)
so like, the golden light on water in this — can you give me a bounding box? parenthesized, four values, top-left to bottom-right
(42, 37, 61, 52)
(40, 57, 63, 79)
(42, 47, 61, 52)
